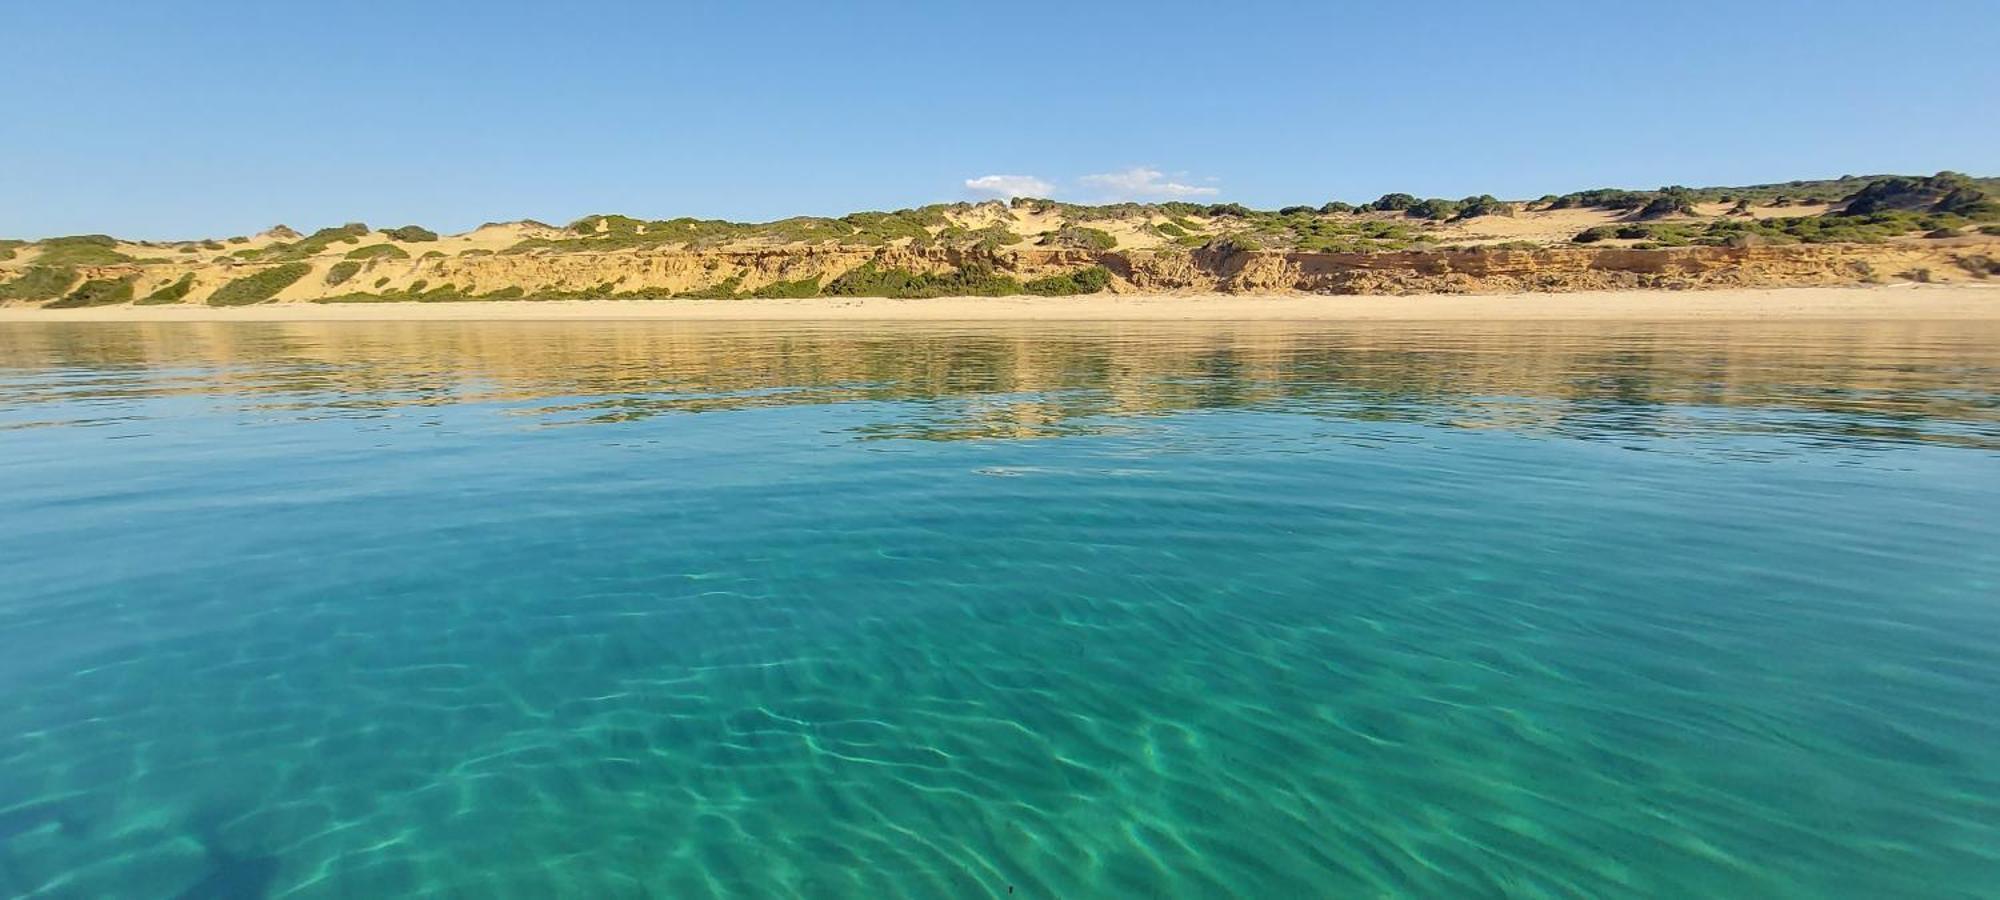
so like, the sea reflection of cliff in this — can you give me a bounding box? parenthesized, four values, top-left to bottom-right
(1, 320, 1996, 450)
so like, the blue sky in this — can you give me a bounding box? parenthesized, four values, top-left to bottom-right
(5, 0, 1996, 239)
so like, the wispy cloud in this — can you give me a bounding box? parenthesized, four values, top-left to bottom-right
(1077, 167, 1219, 200)
(963, 174, 1054, 199)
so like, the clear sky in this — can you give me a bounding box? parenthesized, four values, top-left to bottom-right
(6, 0, 1997, 239)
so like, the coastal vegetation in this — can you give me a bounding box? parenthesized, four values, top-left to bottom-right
(325, 261, 363, 285)
(382, 225, 439, 242)
(136, 274, 196, 304)
(207, 263, 311, 306)
(45, 275, 137, 308)
(345, 244, 409, 260)
(0, 266, 80, 302)
(6, 172, 1998, 305)
(30, 235, 132, 266)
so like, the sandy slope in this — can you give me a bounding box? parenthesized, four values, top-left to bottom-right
(4, 285, 1995, 323)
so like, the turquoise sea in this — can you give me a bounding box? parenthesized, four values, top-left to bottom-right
(1, 320, 1997, 898)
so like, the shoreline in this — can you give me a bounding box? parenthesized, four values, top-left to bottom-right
(3, 284, 1997, 323)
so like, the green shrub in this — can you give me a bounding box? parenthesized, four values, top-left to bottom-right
(326, 260, 363, 285)
(0, 239, 24, 261)
(420, 250, 445, 259)
(1319, 201, 1357, 214)
(207, 263, 311, 306)
(676, 275, 743, 299)
(383, 225, 439, 242)
(746, 277, 821, 298)
(374, 277, 391, 288)
(1981, 225, 2000, 236)
(1370, 193, 1418, 212)
(1023, 266, 1112, 296)
(1155, 221, 1188, 238)
(136, 274, 196, 305)
(1572, 226, 1616, 244)
(1205, 203, 1253, 218)
(824, 262, 1022, 298)
(1452, 195, 1513, 219)
(1637, 193, 1697, 219)
(1040, 226, 1117, 251)
(345, 243, 409, 260)
(1406, 198, 1460, 220)
(1926, 227, 1964, 239)
(32, 235, 133, 266)
(45, 275, 137, 308)
(0, 266, 80, 301)
(1202, 234, 1263, 254)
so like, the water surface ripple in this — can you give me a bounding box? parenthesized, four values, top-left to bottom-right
(1, 321, 1997, 898)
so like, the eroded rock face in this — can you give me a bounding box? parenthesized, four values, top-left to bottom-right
(9, 241, 1996, 305)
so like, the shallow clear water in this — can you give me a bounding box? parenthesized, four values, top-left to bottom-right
(1, 320, 1998, 898)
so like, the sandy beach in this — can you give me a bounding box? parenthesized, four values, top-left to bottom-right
(3, 285, 1997, 323)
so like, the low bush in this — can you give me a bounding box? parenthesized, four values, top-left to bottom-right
(136, 274, 196, 305)
(325, 260, 363, 285)
(1406, 198, 1460, 220)
(345, 244, 409, 260)
(1637, 193, 1697, 219)
(1452, 195, 1513, 220)
(824, 262, 1022, 298)
(0, 266, 80, 301)
(45, 275, 137, 308)
(1369, 193, 1418, 212)
(32, 235, 133, 266)
(382, 225, 439, 242)
(207, 263, 311, 306)
(748, 277, 821, 299)
(1040, 226, 1117, 251)
(1023, 266, 1112, 296)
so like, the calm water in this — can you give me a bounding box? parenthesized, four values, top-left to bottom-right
(1, 320, 1998, 898)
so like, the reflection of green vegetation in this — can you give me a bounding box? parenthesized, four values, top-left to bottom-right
(137, 274, 196, 305)
(0, 266, 80, 302)
(46, 275, 137, 308)
(208, 263, 311, 306)
(31, 235, 133, 266)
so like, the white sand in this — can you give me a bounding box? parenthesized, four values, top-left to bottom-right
(4, 285, 1996, 323)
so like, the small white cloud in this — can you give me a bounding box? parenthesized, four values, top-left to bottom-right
(1077, 167, 1219, 200)
(963, 174, 1054, 198)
